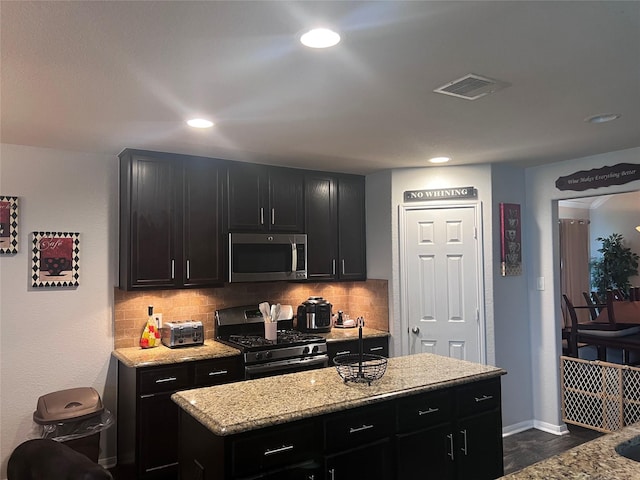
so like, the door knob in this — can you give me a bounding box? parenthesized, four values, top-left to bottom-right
(411, 326, 420, 334)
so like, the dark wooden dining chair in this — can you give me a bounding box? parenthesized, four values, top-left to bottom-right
(562, 293, 640, 360)
(582, 291, 600, 320)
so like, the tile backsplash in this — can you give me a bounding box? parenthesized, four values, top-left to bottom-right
(114, 279, 389, 348)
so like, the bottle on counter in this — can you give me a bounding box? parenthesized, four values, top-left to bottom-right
(140, 305, 160, 349)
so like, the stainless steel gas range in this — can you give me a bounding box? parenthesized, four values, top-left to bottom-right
(215, 304, 328, 379)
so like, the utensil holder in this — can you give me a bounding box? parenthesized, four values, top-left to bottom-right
(264, 321, 277, 341)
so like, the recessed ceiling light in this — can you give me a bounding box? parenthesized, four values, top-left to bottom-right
(429, 157, 450, 164)
(584, 113, 621, 124)
(300, 28, 340, 49)
(187, 118, 214, 128)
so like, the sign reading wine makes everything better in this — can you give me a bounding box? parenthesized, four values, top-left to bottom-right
(404, 186, 477, 202)
(555, 163, 640, 191)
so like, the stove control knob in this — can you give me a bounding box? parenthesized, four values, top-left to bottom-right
(302, 346, 310, 355)
(255, 352, 262, 360)
(265, 351, 272, 359)
(312, 345, 319, 353)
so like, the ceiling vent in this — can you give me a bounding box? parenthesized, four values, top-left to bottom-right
(434, 73, 509, 100)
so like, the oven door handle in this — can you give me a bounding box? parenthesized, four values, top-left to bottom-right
(245, 355, 328, 378)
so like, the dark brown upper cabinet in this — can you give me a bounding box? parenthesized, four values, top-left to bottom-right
(119, 149, 224, 290)
(304, 172, 366, 281)
(226, 163, 304, 233)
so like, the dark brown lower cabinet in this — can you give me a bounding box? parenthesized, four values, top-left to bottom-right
(117, 356, 243, 479)
(178, 377, 503, 480)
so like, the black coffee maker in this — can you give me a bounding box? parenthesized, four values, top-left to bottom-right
(297, 297, 332, 333)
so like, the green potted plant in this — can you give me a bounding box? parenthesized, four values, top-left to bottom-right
(590, 233, 639, 297)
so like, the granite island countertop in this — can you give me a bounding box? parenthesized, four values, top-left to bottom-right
(172, 352, 505, 436)
(501, 424, 640, 479)
(112, 340, 241, 368)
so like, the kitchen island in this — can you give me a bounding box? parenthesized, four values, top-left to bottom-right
(501, 424, 640, 479)
(173, 353, 506, 480)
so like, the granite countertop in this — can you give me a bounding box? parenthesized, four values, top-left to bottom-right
(501, 424, 640, 479)
(112, 340, 241, 368)
(172, 352, 505, 436)
(321, 326, 389, 342)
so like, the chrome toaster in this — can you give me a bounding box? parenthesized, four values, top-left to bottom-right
(161, 321, 204, 348)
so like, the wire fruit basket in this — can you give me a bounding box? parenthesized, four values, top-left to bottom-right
(334, 353, 388, 385)
(333, 316, 387, 385)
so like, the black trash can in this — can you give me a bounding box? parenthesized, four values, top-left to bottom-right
(33, 387, 113, 463)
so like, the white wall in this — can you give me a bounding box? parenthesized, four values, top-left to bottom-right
(589, 191, 640, 288)
(0, 144, 119, 477)
(525, 147, 640, 433)
(490, 164, 533, 434)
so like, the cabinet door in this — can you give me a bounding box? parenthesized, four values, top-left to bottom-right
(121, 153, 179, 289)
(396, 423, 454, 480)
(455, 410, 504, 480)
(327, 337, 389, 364)
(304, 174, 338, 280)
(227, 163, 265, 231)
(182, 158, 224, 286)
(138, 393, 180, 478)
(337, 175, 366, 280)
(325, 438, 392, 480)
(268, 168, 304, 232)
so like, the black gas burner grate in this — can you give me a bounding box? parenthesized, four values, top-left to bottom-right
(226, 331, 324, 348)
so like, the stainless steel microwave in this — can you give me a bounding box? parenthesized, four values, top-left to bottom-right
(228, 233, 307, 283)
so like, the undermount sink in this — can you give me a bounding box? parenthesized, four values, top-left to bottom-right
(616, 435, 640, 462)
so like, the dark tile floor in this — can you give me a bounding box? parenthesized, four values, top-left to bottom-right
(108, 425, 602, 479)
(502, 424, 603, 475)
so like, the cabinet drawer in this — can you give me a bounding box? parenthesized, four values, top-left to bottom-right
(194, 357, 242, 387)
(328, 336, 389, 361)
(324, 404, 394, 452)
(396, 388, 452, 432)
(456, 379, 501, 417)
(139, 365, 190, 395)
(232, 422, 317, 477)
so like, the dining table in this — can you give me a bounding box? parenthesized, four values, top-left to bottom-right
(594, 300, 640, 325)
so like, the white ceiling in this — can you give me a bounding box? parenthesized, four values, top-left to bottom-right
(2, 1, 639, 174)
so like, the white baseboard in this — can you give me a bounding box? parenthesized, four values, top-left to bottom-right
(533, 419, 569, 436)
(502, 420, 534, 437)
(502, 419, 569, 437)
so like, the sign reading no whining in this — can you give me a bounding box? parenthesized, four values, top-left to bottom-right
(404, 186, 477, 202)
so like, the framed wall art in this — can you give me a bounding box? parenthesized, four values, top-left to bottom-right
(31, 232, 80, 287)
(500, 203, 522, 276)
(0, 196, 19, 254)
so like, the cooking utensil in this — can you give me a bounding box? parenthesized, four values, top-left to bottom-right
(259, 302, 271, 322)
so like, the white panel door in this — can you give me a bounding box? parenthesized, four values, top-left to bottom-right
(402, 206, 482, 362)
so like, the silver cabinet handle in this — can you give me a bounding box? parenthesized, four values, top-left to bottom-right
(447, 433, 455, 460)
(412, 326, 420, 334)
(336, 350, 351, 356)
(260, 207, 264, 225)
(332, 259, 336, 276)
(271, 208, 275, 225)
(264, 444, 294, 456)
(208, 370, 228, 376)
(474, 395, 494, 402)
(349, 424, 374, 434)
(186, 259, 190, 280)
(369, 346, 383, 352)
(418, 407, 439, 416)
(460, 429, 468, 455)
(171, 259, 175, 280)
(155, 377, 177, 384)
(341, 259, 345, 275)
